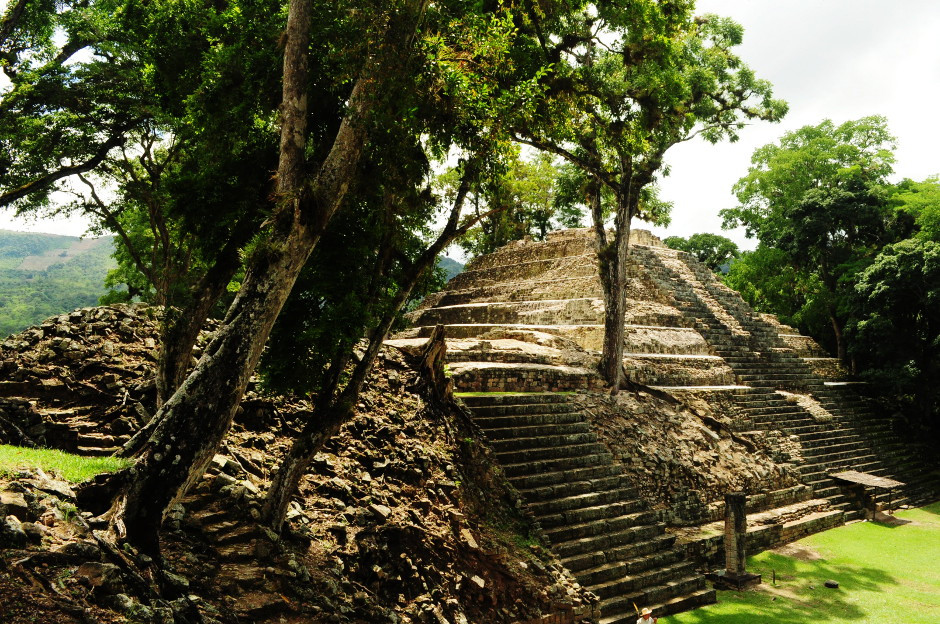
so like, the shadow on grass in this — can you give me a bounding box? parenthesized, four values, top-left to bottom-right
(674, 554, 900, 623)
(918, 501, 940, 516)
(870, 513, 911, 528)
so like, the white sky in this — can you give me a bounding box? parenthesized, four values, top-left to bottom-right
(648, 0, 940, 249)
(3, 1, 940, 248)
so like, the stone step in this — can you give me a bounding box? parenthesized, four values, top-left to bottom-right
(587, 558, 696, 600)
(517, 474, 635, 503)
(494, 441, 609, 465)
(528, 487, 641, 518)
(459, 391, 572, 407)
(447, 254, 598, 290)
(542, 509, 661, 544)
(500, 451, 615, 478)
(509, 463, 624, 490)
(463, 236, 595, 272)
(470, 395, 577, 418)
(434, 275, 604, 307)
(76, 432, 119, 446)
(553, 524, 669, 560)
(451, 361, 599, 393)
(473, 411, 585, 429)
(489, 431, 599, 453)
(538, 498, 649, 529)
(481, 421, 593, 440)
(800, 439, 868, 458)
(562, 533, 678, 574)
(599, 586, 716, 624)
(76, 445, 121, 456)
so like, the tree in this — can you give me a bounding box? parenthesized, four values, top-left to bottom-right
(456, 152, 565, 259)
(78, 0, 433, 554)
(81, 0, 560, 552)
(0, 0, 148, 209)
(663, 232, 739, 272)
(850, 238, 940, 432)
(721, 117, 898, 362)
(892, 175, 940, 242)
(723, 245, 831, 343)
(2, 0, 284, 408)
(516, 4, 785, 388)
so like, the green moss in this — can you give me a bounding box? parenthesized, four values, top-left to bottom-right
(0, 444, 132, 482)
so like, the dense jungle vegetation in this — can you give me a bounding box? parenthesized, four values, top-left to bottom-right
(1, 0, 936, 559)
(0, 231, 115, 336)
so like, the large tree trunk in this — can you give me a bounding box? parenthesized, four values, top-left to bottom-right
(260, 164, 481, 531)
(593, 184, 632, 391)
(154, 214, 258, 408)
(88, 0, 428, 554)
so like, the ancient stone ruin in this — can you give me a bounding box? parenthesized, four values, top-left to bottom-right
(390, 227, 939, 624)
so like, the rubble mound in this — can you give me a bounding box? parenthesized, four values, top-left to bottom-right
(0, 306, 592, 623)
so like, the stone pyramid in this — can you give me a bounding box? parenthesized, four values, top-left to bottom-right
(389, 227, 938, 623)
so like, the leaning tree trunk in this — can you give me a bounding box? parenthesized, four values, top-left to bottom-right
(260, 163, 484, 531)
(86, 0, 419, 555)
(154, 215, 257, 408)
(113, 228, 320, 553)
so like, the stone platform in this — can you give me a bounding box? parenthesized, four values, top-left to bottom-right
(392, 227, 939, 623)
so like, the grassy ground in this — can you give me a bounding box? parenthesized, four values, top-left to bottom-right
(0, 444, 131, 482)
(669, 503, 940, 623)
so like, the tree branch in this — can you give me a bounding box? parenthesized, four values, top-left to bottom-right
(0, 131, 129, 208)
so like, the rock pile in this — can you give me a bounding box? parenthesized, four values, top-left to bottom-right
(575, 389, 799, 525)
(0, 305, 592, 623)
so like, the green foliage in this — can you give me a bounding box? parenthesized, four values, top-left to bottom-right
(663, 233, 739, 272)
(669, 503, 940, 624)
(722, 116, 896, 240)
(0, 444, 132, 482)
(456, 152, 570, 259)
(721, 117, 899, 359)
(892, 175, 940, 242)
(0, 232, 116, 337)
(850, 238, 940, 425)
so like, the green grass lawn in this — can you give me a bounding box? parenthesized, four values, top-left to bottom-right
(0, 444, 131, 482)
(669, 503, 940, 623)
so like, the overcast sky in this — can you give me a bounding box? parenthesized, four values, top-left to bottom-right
(3, 1, 940, 244)
(648, 0, 940, 249)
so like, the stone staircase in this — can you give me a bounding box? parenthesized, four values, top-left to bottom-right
(393, 227, 938, 621)
(460, 392, 715, 623)
(633, 243, 938, 516)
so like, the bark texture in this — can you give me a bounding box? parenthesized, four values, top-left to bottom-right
(260, 163, 484, 531)
(96, 0, 428, 553)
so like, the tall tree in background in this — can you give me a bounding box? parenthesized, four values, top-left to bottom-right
(516, 3, 785, 388)
(663, 232, 739, 272)
(721, 116, 898, 362)
(851, 238, 940, 433)
(455, 152, 566, 259)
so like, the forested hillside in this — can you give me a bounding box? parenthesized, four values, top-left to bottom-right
(0, 230, 115, 337)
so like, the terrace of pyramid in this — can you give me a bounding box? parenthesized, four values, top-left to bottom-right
(388, 227, 939, 624)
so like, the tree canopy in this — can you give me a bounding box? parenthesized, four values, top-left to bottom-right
(663, 232, 739, 272)
(2, 0, 794, 552)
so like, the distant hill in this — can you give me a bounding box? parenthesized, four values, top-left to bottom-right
(437, 256, 464, 281)
(0, 230, 116, 338)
